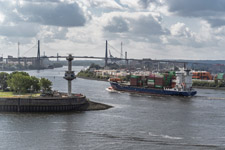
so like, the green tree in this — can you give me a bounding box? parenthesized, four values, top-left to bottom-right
(30, 76, 40, 92)
(0, 72, 9, 91)
(7, 73, 32, 93)
(107, 63, 119, 69)
(39, 78, 52, 93)
(8, 71, 29, 79)
(89, 63, 102, 70)
(16, 64, 24, 70)
(5, 71, 52, 94)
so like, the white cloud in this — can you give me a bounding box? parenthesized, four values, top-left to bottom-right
(0, 13, 5, 23)
(170, 22, 193, 38)
(119, 0, 139, 9)
(88, 0, 122, 10)
(37, 26, 69, 43)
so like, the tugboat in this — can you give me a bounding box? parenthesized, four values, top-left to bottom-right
(109, 69, 197, 96)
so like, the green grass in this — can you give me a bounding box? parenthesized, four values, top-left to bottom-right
(0, 92, 40, 98)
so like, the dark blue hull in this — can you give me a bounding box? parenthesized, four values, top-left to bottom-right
(110, 82, 197, 96)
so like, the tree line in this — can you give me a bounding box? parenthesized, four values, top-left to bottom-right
(0, 72, 52, 94)
(192, 80, 225, 88)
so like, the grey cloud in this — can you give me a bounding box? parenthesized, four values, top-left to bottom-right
(104, 17, 129, 33)
(18, 2, 86, 27)
(40, 27, 69, 43)
(167, 36, 217, 48)
(0, 1, 21, 22)
(206, 18, 225, 28)
(53, 28, 68, 39)
(131, 15, 168, 36)
(168, 0, 225, 17)
(104, 15, 167, 35)
(0, 1, 86, 27)
(0, 1, 85, 39)
(167, 0, 225, 27)
(0, 23, 40, 37)
(104, 15, 168, 43)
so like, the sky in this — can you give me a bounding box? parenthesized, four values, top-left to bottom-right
(0, 0, 225, 60)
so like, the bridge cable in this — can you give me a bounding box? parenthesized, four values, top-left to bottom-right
(108, 43, 124, 58)
(21, 43, 37, 57)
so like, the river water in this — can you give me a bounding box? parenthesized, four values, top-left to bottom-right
(0, 66, 225, 150)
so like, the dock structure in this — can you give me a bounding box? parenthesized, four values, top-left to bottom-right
(64, 54, 76, 96)
(0, 95, 87, 112)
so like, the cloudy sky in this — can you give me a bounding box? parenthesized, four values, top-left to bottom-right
(0, 0, 225, 60)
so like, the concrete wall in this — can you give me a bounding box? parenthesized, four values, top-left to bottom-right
(0, 96, 87, 112)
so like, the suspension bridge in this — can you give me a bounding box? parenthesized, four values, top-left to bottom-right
(0, 40, 213, 70)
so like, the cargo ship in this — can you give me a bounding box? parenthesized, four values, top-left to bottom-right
(109, 69, 197, 96)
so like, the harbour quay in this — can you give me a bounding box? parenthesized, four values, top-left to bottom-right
(0, 94, 88, 112)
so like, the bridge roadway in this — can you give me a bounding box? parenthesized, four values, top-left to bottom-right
(3, 55, 188, 65)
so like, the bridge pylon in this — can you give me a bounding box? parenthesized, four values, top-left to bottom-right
(105, 40, 108, 67)
(37, 40, 41, 69)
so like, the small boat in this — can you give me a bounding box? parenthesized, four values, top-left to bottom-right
(106, 86, 116, 92)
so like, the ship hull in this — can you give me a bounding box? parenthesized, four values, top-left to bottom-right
(110, 82, 197, 96)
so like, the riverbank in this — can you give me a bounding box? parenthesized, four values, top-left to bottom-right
(77, 76, 108, 82)
(193, 86, 225, 90)
(79, 99, 112, 111)
(0, 63, 63, 71)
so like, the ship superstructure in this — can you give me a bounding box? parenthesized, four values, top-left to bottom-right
(175, 68, 193, 92)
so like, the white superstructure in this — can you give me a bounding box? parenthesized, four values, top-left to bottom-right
(175, 68, 193, 91)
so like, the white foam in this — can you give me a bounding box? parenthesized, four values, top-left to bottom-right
(51, 122, 67, 124)
(149, 132, 182, 140)
(160, 134, 183, 140)
(52, 129, 67, 132)
(148, 132, 158, 137)
(207, 97, 225, 100)
(0, 130, 32, 134)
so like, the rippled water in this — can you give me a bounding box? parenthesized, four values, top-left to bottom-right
(1, 66, 225, 150)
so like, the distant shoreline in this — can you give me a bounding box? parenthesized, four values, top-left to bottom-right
(77, 76, 108, 82)
(78, 76, 225, 90)
(193, 86, 225, 90)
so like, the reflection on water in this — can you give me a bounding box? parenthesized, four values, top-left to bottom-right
(0, 66, 225, 149)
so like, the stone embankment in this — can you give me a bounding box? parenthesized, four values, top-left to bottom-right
(0, 93, 111, 112)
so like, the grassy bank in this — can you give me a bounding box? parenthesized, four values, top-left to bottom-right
(0, 91, 40, 98)
(77, 70, 109, 81)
